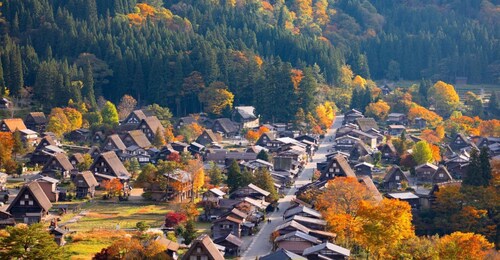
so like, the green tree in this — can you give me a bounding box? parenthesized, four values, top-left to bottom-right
(463, 149, 484, 187)
(479, 147, 492, 186)
(240, 167, 254, 188)
(254, 168, 279, 202)
(208, 162, 224, 186)
(82, 62, 97, 109)
(226, 160, 242, 192)
(413, 141, 433, 165)
(182, 220, 197, 245)
(101, 101, 119, 126)
(153, 127, 166, 147)
(146, 104, 173, 128)
(256, 150, 270, 162)
(0, 223, 65, 260)
(12, 130, 24, 158)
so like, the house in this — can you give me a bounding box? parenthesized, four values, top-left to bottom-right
(92, 131, 105, 143)
(450, 134, 471, 152)
(415, 163, 438, 183)
(319, 154, 356, 181)
(231, 183, 270, 201)
(432, 166, 453, 184)
(275, 231, 321, 255)
(163, 169, 192, 202)
(334, 135, 361, 152)
(138, 116, 165, 142)
(303, 242, 350, 260)
(176, 116, 198, 129)
(196, 129, 219, 146)
(358, 176, 383, 202)
(212, 118, 239, 137)
(413, 117, 427, 129)
(233, 106, 259, 129)
(284, 205, 322, 219)
(122, 110, 148, 125)
(50, 226, 69, 246)
(383, 166, 409, 190)
(348, 141, 373, 162)
(386, 113, 408, 125)
(66, 128, 91, 143)
(260, 248, 306, 260)
(213, 233, 243, 257)
(90, 151, 130, 181)
(41, 153, 74, 179)
(153, 236, 180, 259)
(0, 97, 12, 109)
(0, 210, 16, 228)
(386, 192, 420, 209)
(189, 142, 206, 155)
(256, 132, 278, 147)
(445, 154, 470, 180)
(203, 188, 226, 202)
(7, 181, 52, 224)
(295, 134, 319, 146)
(122, 130, 151, 149)
(343, 109, 364, 124)
(73, 171, 98, 199)
(102, 134, 126, 152)
(275, 220, 311, 236)
(19, 129, 39, 145)
(181, 234, 225, 260)
(0, 118, 27, 132)
(355, 118, 379, 132)
(286, 215, 327, 230)
(380, 85, 392, 95)
(239, 159, 274, 173)
(34, 176, 60, 202)
(388, 125, 406, 136)
(69, 153, 85, 168)
(354, 162, 374, 178)
(171, 141, 189, 153)
(30, 140, 65, 166)
(378, 142, 398, 162)
(212, 215, 242, 238)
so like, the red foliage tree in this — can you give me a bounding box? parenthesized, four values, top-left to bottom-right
(164, 212, 187, 228)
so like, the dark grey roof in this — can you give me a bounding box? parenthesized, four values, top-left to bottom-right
(260, 248, 307, 260)
(303, 242, 350, 257)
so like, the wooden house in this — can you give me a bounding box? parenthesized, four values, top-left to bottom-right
(378, 142, 398, 163)
(383, 166, 409, 190)
(231, 183, 270, 201)
(275, 231, 321, 255)
(388, 125, 406, 136)
(90, 151, 131, 181)
(163, 169, 192, 202)
(212, 118, 239, 137)
(102, 134, 126, 152)
(283, 205, 322, 219)
(196, 129, 219, 146)
(122, 110, 148, 125)
(181, 234, 225, 260)
(138, 116, 165, 142)
(49, 226, 69, 246)
(386, 113, 408, 125)
(7, 181, 52, 224)
(0, 97, 12, 109)
(0, 118, 27, 132)
(413, 117, 427, 129)
(450, 134, 472, 152)
(171, 141, 189, 153)
(256, 132, 278, 147)
(432, 166, 454, 184)
(287, 215, 327, 230)
(69, 153, 85, 168)
(211, 215, 242, 238)
(303, 242, 350, 260)
(0, 210, 16, 228)
(232, 106, 259, 129)
(355, 118, 379, 132)
(122, 130, 151, 149)
(153, 236, 180, 259)
(73, 171, 98, 198)
(415, 163, 438, 183)
(343, 109, 364, 124)
(213, 233, 243, 257)
(34, 176, 60, 202)
(354, 162, 374, 178)
(41, 153, 74, 179)
(19, 129, 39, 145)
(319, 154, 356, 181)
(260, 248, 306, 260)
(386, 192, 420, 209)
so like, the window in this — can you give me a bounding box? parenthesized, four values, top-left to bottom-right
(20, 200, 25, 205)
(29, 200, 33, 205)
(395, 176, 400, 181)
(439, 173, 444, 178)
(335, 168, 340, 173)
(25, 194, 29, 199)
(329, 168, 333, 173)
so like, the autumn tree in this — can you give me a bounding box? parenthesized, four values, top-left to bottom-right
(357, 198, 415, 258)
(76, 153, 93, 171)
(0, 132, 13, 169)
(428, 81, 460, 117)
(105, 237, 144, 259)
(478, 119, 500, 137)
(153, 127, 166, 147)
(365, 100, 390, 120)
(0, 223, 65, 260)
(46, 108, 71, 137)
(117, 94, 137, 120)
(254, 168, 279, 202)
(186, 158, 205, 199)
(102, 178, 123, 197)
(63, 107, 83, 131)
(413, 141, 433, 164)
(407, 104, 443, 128)
(199, 81, 234, 116)
(315, 101, 336, 129)
(315, 177, 375, 247)
(245, 130, 260, 143)
(437, 232, 493, 260)
(164, 212, 187, 228)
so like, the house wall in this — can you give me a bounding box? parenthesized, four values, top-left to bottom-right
(276, 240, 313, 254)
(212, 220, 241, 238)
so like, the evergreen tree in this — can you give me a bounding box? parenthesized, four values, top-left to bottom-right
(226, 160, 242, 192)
(152, 127, 166, 147)
(8, 47, 23, 95)
(488, 91, 499, 118)
(479, 147, 492, 186)
(208, 162, 224, 187)
(463, 149, 483, 187)
(82, 62, 97, 109)
(256, 150, 270, 162)
(254, 168, 278, 202)
(182, 220, 198, 245)
(240, 167, 254, 188)
(0, 58, 5, 95)
(298, 67, 317, 112)
(12, 130, 24, 158)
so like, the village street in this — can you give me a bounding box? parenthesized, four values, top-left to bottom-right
(241, 115, 344, 259)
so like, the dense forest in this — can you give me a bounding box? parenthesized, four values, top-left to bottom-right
(0, 0, 498, 120)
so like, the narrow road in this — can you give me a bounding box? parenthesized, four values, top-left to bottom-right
(241, 115, 344, 259)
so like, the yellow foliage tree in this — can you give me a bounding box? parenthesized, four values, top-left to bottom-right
(437, 232, 493, 260)
(315, 101, 335, 129)
(352, 75, 367, 89)
(187, 158, 205, 198)
(339, 65, 353, 88)
(365, 100, 390, 120)
(199, 83, 234, 115)
(428, 81, 460, 116)
(63, 107, 83, 131)
(314, 0, 329, 26)
(46, 108, 71, 137)
(357, 198, 415, 258)
(408, 104, 443, 128)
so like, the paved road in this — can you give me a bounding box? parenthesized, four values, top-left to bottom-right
(241, 115, 344, 259)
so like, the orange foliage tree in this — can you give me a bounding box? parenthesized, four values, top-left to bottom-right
(102, 179, 123, 197)
(429, 143, 442, 162)
(186, 158, 205, 199)
(315, 177, 375, 247)
(407, 104, 443, 128)
(315, 101, 335, 129)
(0, 132, 14, 168)
(478, 119, 500, 137)
(365, 100, 390, 120)
(444, 115, 481, 136)
(357, 198, 415, 258)
(420, 129, 442, 143)
(437, 232, 493, 260)
(291, 69, 304, 92)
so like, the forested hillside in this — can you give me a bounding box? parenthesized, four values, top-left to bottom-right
(0, 0, 498, 119)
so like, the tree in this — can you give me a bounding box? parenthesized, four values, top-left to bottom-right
(0, 133, 13, 168)
(102, 178, 123, 197)
(245, 130, 260, 143)
(135, 221, 150, 232)
(478, 119, 500, 137)
(357, 199, 415, 258)
(82, 61, 97, 109)
(407, 104, 443, 128)
(437, 232, 493, 260)
(186, 158, 205, 199)
(117, 94, 137, 120)
(76, 153, 93, 171)
(256, 150, 270, 162)
(226, 160, 242, 192)
(0, 223, 65, 260)
(105, 237, 143, 259)
(153, 127, 166, 147)
(164, 212, 187, 228)
(315, 177, 375, 247)
(464, 148, 491, 187)
(365, 100, 391, 120)
(428, 81, 460, 117)
(487, 91, 499, 117)
(146, 104, 172, 128)
(208, 162, 224, 186)
(12, 130, 24, 158)
(63, 107, 83, 131)
(254, 168, 279, 202)
(199, 82, 234, 116)
(182, 220, 198, 245)
(413, 141, 433, 164)
(101, 101, 119, 126)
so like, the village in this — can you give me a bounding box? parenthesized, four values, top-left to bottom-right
(0, 92, 498, 259)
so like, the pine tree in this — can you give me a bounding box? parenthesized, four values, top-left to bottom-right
(152, 127, 166, 147)
(82, 62, 97, 109)
(0, 58, 5, 95)
(479, 147, 492, 186)
(240, 167, 254, 187)
(488, 91, 499, 118)
(257, 150, 270, 162)
(208, 162, 224, 186)
(9, 47, 23, 95)
(226, 160, 242, 192)
(254, 168, 278, 202)
(12, 130, 24, 158)
(463, 149, 483, 186)
(182, 220, 198, 245)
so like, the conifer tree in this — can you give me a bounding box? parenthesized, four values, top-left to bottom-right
(226, 160, 242, 192)
(101, 101, 119, 126)
(82, 62, 97, 109)
(254, 168, 278, 202)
